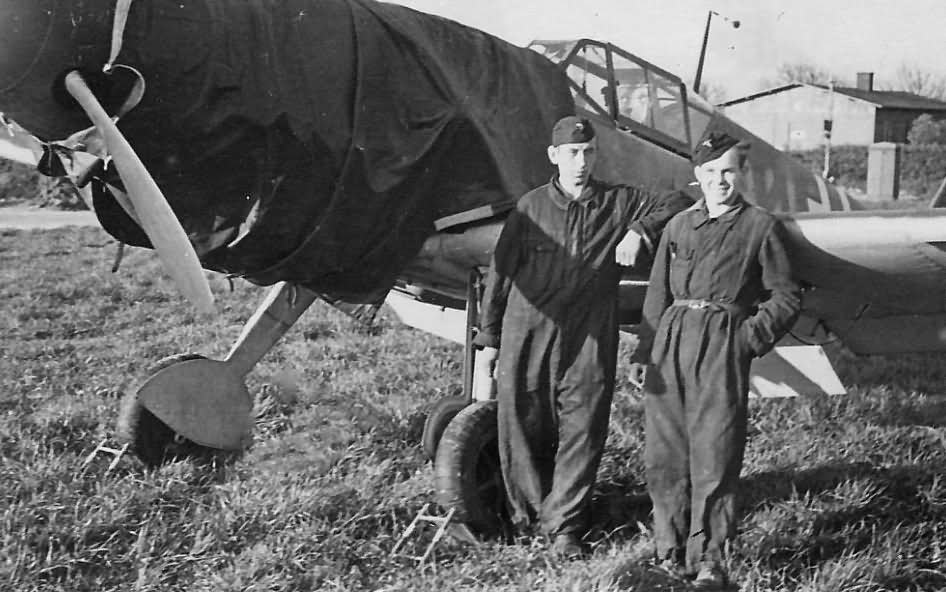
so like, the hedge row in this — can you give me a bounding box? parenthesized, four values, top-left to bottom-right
(0, 158, 87, 209)
(790, 144, 946, 198)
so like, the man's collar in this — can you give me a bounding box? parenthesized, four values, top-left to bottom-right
(549, 176, 599, 209)
(691, 194, 747, 228)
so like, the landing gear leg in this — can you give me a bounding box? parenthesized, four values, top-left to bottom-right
(427, 271, 510, 540)
(421, 270, 484, 460)
(118, 282, 318, 466)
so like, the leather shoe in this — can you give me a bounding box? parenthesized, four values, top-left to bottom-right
(657, 557, 686, 578)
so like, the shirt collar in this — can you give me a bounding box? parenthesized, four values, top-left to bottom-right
(691, 194, 747, 228)
(549, 175, 600, 209)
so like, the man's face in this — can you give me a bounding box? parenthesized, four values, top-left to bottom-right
(618, 85, 651, 122)
(548, 138, 597, 187)
(693, 146, 745, 207)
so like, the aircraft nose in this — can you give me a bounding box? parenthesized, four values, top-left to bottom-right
(0, 0, 113, 139)
(0, 0, 53, 92)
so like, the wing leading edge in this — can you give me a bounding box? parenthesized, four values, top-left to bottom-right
(786, 209, 946, 354)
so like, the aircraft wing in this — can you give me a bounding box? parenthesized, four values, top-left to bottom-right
(787, 209, 946, 354)
(396, 203, 946, 358)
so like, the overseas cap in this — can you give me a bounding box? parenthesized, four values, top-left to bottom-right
(551, 116, 596, 146)
(691, 131, 743, 166)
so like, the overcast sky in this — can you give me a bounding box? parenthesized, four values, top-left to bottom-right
(387, 0, 946, 100)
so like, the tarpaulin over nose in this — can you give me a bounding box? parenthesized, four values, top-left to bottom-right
(85, 0, 574, 306)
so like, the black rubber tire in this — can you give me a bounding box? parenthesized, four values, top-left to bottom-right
(116, 353, 227, 468)
(434, 400, 509, 539)
(421, 395, 468, 461)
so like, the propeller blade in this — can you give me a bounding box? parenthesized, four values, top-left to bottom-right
(63, 71, 215, 314)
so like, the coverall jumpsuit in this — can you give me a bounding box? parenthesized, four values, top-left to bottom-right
(475, 177, 691, 537)
(633, 196, 800, 571)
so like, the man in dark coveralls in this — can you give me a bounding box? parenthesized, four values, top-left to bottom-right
(629, 132, 800, 587)
(474, 116, 692, 557)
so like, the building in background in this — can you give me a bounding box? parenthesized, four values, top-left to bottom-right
(719, 73, 946, 150)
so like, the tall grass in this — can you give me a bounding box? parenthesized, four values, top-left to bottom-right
(1, 227, 945, 591)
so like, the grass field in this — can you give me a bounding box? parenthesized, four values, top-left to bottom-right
(2, 226, 946, 591)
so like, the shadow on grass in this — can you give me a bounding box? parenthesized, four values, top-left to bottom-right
(741, 461, 946, 582)
(594, 459, 945, 588)
(744, 460, 946, 516)
(833, 351, 946, 403)
(590, 477, 652, 543)
(608, 560, 700, 591)
(742, 460, 876, 504)
(858, 395, 946, 428)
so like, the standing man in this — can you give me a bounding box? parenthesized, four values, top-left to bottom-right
(630, 131, 800, 587)
(474, 115, 691, 557)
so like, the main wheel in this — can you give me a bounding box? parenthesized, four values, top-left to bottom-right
(434, 400, 509, 539)
(116, 354, 227, 467)
(421, 395, 468, 461)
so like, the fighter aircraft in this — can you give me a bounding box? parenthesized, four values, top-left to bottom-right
(4, 0, 946, 536)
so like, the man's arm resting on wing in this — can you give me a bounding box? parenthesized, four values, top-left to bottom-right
(616, 189, 692, 267)
(615, 227, 647, 267)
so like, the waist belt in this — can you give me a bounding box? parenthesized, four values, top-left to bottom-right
(671, 299, 747, 317)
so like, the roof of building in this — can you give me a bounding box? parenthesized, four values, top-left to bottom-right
(720, 83, 946, 111)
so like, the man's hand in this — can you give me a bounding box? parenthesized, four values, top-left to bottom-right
(628, 362, 647, 389)
(477, 346, 498, 375)
(473, 347, 499, 401)
(616, 229, 645, 267)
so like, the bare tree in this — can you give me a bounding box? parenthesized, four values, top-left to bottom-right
(696, 82, 729, 105)
(894, 63, 946, 100)
(771, 62, 839, 86)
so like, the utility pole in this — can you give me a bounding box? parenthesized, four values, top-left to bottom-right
(823, 80, 835, 179)
(693, 10, 740, 95)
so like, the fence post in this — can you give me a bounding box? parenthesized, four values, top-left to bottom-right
(866, 142, 901, 200)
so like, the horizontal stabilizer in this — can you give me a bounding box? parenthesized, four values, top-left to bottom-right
(749, 345, 846, 398)
(388, 293, 847, 399)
